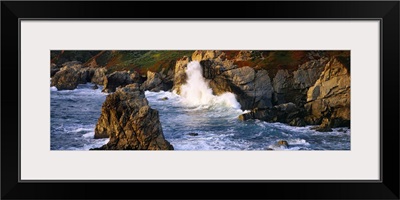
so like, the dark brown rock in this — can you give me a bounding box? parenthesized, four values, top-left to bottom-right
(272, 58, 328, 106)
(50, 61, 95, 90)
(94, 84, 173, 150)
(312, 118, 333, 132)
(158, 97, 168, 101)
(50, 63, 60, 77)
(140, 70, 172, 92)
(102, 71, 143, 93)
(188, 133, 199, 136)
(238, 102, 306, 126)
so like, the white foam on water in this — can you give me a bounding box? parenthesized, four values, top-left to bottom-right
(179, 61, 241, 110)
(82, 138, 109, 150)
(145, 90, 180, 101)
(288, 138, 310, 146)
(71, 127, 93, 133)
(82, 131, 95, 138)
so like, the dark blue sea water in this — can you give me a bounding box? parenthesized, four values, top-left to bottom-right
(50, 83, 109, 150)
(145, 91, 350, 150)
(50, 83, 350, 151)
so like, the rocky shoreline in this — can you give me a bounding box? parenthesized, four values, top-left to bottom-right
(50, 50, 350, 150)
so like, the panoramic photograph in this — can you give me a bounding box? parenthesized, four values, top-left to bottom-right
(50, 50, 350, 150)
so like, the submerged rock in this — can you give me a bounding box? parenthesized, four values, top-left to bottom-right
(188, 133, 199, 136)
(92, 84, 99, 90)
(158, 97, 168, 101)
(266, 140, 290, 150)
(276, 140, 290, 148)
(94, 84, 173, 150)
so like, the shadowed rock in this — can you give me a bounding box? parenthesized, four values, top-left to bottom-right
(94, 84, 173, 150)
(102, 71, 143, 93)
(141, 70, 172, 92)
(50, 61, 95, 90)
(304, 57, 351, 130)
(239, 102, 306, 126)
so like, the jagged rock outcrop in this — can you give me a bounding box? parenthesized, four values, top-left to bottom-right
(212, 67, 274, 110)
(102, 71, 143, 93)
(50, 61, 95, 90)
(239, 102, 306, 126)
(140, 70, 173, 92)
(94, 84, 174, 150)
(304, 57, 351, 129)
(272, 58, 329, 106)
(192, 50, 223, 62)
(173, 51, 349, 130)
(50, 63, 60, 77)
(172, 56, 190, 94)
(91, 68, 107, 85)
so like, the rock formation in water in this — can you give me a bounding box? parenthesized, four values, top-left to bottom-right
(173, 50, 350, 130)
(94, 83, 174, 150)
(50, 50, 350, 131)
(51, 61, 95, 90)
(239, 102, 306, 126)
(140, 70, 173, 92)
(51, 61, 108, 90)
(102, 70, 143, 93)
(174, 50, 330, 110)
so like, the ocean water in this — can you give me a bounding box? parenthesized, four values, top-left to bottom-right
(50, 83, 109, 150)
(145, 90, 350, 150)
(50, 62, 350, 150)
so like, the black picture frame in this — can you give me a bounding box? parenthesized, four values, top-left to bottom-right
(1, 1, 399, 199)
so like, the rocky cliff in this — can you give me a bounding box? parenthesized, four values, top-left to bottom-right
(51, 50, 350, 131)
(304, 57, 351, 131)
(94, 84, 173, 150)
(50, 61, 107, 90)
(172, 50, 350, 129)
(172, 51, 330, 109)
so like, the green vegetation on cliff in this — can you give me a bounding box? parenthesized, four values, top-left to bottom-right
(51, 50, 349, 77)
(51, 50, 194, 75)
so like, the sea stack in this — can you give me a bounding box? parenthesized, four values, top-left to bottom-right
(94, 83, 173, 150)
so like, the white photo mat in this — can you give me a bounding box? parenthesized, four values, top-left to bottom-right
(20, 21, 380, 180)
